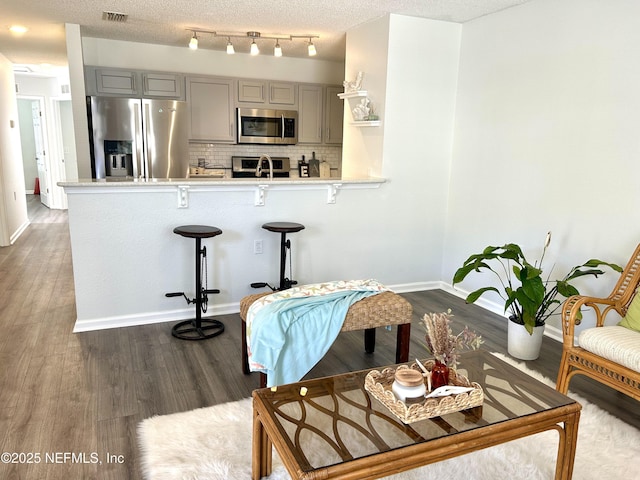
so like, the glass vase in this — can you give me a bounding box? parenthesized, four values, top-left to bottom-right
(431, 360, 450, 390)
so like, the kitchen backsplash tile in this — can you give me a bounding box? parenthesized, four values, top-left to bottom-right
(189, 143, 342, 178)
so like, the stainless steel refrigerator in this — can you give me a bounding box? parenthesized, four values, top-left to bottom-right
(87, 96, 189, 180)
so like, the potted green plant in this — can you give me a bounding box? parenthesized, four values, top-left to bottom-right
(452, 232, 622, 360)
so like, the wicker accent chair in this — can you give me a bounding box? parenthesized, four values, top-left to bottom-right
(556, 243, 640, 401)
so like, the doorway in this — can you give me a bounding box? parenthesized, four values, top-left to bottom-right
(17, 96, 50, 207)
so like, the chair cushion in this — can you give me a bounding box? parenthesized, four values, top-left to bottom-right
(579, 325, 640, 372)
(619, 291, 640, 332)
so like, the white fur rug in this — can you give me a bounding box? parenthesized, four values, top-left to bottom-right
(138, 354, 640, 479)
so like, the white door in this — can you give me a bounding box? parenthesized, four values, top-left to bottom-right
(32, 100, 50, 207)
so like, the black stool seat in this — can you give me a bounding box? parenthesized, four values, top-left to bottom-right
(262, 222, 305, 234)
(174, 225, 222, 239)
(167, 224, 224, 341)
(254, 222, 305, 291)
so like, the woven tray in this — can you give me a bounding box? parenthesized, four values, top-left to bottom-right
(364, 360, 484, 424)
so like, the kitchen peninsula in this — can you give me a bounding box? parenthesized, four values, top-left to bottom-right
(60, 176, 385, 332)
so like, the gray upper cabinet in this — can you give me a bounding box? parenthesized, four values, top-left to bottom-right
(238, 80, 266, 103)
(86, 67, 184, 99)
(324, 85, 344, 145)
(298, 85, 323, 144)
(94, 68, 138, 96)
(142, 72, 183, 98)
(186, 77, 236, 143)
(298, 84, 343, 145)
(238, 80, 297, 107)
(269, 82, 296, 106)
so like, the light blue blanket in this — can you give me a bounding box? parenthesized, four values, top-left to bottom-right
(249, 288, 382, 387)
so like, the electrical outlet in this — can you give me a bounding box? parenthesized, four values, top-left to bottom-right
(254, 240, 263, 254)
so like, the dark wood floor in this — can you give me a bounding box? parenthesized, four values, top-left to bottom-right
(0, 195, 637, 479)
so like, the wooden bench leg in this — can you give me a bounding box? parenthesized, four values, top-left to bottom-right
(396, 323, 411, 363)
(242, 320, 250, 374)
(364, 328, 376, 353)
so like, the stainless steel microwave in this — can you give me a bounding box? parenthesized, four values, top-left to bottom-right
(237, 108, 297, 145)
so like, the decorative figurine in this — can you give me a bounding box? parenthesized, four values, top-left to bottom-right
(343, 71, 364, 93)
(352, 97, 370, 121)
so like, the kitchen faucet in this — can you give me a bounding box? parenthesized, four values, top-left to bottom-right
(255, 154, 273, 179)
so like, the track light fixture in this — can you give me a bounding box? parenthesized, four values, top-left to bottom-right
(186, 29, 319, 57)
(189, 31, 198, 50)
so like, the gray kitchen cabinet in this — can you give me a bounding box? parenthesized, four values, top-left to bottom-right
(298, 85, 323, 144)
(269, 82, 296, 106)
(238, 80, 296, 107)
(298, 84, 344, 145)
(238, 80, 265, 103)
(142, 72, 183, 98)
(324, 85, 344, 145)
(94, 68, 138, 95)
(186, 77, 236, 143)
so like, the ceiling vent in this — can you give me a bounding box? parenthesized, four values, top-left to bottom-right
(102, 11, 128, 22)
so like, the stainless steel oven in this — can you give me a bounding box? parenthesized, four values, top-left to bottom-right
(232, 156, 290, 178)
(237, 108, 297, 145)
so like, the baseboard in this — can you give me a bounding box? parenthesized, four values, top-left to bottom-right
(389, 281, 442, 293)
(72, 281, 563, 338)
(72, 281, 442, 332)
(441, 283, 562, 343)
(10, 219, 31, 245)
(72, 302, 240, 333)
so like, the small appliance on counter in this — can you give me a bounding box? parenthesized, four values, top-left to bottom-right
(231, 156, 290, 178)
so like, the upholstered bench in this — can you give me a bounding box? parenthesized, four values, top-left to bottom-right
(239, 291, 413, 387)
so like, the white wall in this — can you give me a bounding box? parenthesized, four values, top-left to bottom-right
(82, 37, 344, 85)
(342, 16, 390, 179)
(0, 53, 28, 246)
(66, 23, 90, 180)
(443, 0, 640, 334)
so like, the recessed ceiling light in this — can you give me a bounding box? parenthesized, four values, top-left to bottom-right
(9, 25, 28, 35)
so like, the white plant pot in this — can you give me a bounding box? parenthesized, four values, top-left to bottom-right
(507, 320, 544, 360)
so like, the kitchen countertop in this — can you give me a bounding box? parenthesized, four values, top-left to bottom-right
(59, 176, 386, 205)
(59, 176, 385, 187)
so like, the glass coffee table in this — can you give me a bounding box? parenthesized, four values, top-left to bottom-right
(252, 350, 581, 480)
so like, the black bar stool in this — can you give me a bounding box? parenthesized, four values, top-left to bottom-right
(166, 225, 225, 340)
(251, 222, 305, 291)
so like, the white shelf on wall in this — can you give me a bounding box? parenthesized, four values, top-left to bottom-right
(337, 90, 368, 99)
(350, 120, 381, 127)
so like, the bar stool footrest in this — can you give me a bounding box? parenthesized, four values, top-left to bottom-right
(171, 318, 225, 340)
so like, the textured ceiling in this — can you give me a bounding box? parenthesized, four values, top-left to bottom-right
(2, 0, 532, 67)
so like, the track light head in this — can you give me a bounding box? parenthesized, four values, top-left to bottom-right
(189, 32, 198, 50)
(307, 38, 316, 56)
(274, 40, 282, 57)
(226, 37, 235, 54)
(250, 39, 259, 55)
